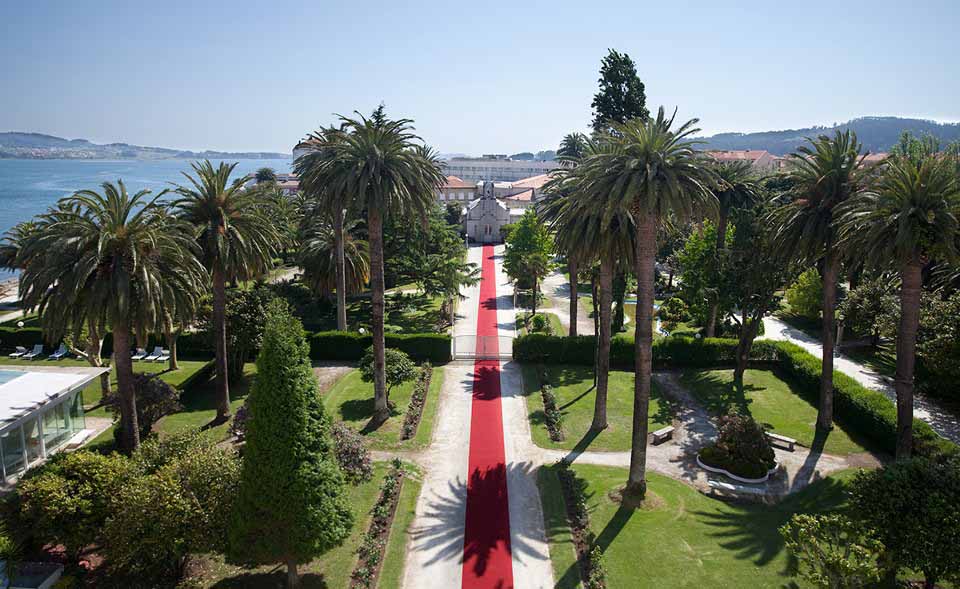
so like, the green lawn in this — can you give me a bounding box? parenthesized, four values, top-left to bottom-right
(307, 291, 446, 333)
(522, 364, 674, 452)
(191, 462, 392, 588)
(322, 366, 444, 450)
(155, 362, 255, 438)
(540, 463, 856, 589)
(679, 368, 870, 456)
(378, 462, 424, 589)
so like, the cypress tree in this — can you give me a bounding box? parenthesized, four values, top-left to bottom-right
(228, 300, 353, 588)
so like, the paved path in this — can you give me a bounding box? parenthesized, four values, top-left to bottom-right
(403, 244, 553, 588)
(541, 269, 594, 336)
(763, 316, 960, 444)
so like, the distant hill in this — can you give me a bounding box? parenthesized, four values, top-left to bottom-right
(699, 117, 960, 155)
(0, 132, 289, 160)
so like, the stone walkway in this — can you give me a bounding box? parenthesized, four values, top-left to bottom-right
(541, 269, 594, 336)
(763, 316, 960, 444)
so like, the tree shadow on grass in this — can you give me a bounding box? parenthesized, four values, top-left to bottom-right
(680, 370, 758, 417)
(690, 476, 849, 572)
(210, 570, 328, 588)
(336, 397, 402, 433)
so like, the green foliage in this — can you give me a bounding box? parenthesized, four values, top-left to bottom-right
(657, 297, 689, 323)
(504, 209, 553, 292)
(228, 300, 353, 569)
(298, 216, 370, 298)
(917, 291, 960, 401)
(16, 451, 137, 560)
(781, 514, 883, 589)
(837, 278, 898, 344)
(699, 411, 776, 480)
(254, 167, 277, 184)
(104, 373, 182, 442)
(332, 421, 374, 485)
(360, 346, 416, 399)
(102, 433, 240, 584)
(308, 331, 451, 363)
(849, 457, 960, 586)
(199, 285, 276, 376)
(513, 334, 955, 457)
(678, 222, 734, 325)
(786, 268, 824, 319)
(590, 49, 649, 134)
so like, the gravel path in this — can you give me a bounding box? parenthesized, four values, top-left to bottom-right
(541, 269, 594, 336)
(763, 316, 960, 444)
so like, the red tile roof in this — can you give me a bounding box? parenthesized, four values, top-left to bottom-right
(707, 150, 771, 162)
(510, 174, 552, 190)
(443, 175, 475, 189)
(502, 188, 534, 202)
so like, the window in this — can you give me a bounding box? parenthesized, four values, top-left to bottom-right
(23, 417, 42, 464)
(1, 428, 25, 480)
(43, 403, 70, 452)
(69, 391, 85, 434)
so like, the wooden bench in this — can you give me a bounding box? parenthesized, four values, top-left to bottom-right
(708, 479, 766, 497)
(765, 431, 797, 451)
(651, 425, 675, 445)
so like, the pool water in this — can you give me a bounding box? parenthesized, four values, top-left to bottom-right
(0, 370, 24, 386)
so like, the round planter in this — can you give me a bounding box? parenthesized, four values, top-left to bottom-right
(696, 454, 778, 484)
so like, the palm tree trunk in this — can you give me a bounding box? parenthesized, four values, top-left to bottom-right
(368, 207, 389, 419)
(286, 558, 300, 589)
(627, 208, 656, 497)
(86, 320, 110, 399)
(112, 320, 140, 452)
(706, 210, 728, 338)
(532, 274, 538, 317)
(612, 271, 625, 333)
(592, 256, 614, 431)
(568, 258, 579, 337)
(164, 314, 179, 371)
(667, 268, 674, 290)
(894, 260, 923, 461)
(334, 206, 348, 331)
(212, 264, 231, 420)
(592, 272, 599, 388)
(817, 242, 839, 431)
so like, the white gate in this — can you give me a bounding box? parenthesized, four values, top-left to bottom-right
(452, 335, 513, 360)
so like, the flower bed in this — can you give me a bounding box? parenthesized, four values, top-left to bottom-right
(351, 459, 405, 588)
(696, 454, 779, 484)
(400, 363, 432, 441)
(698, 412, 777, 482)
(540, 384, 565, 442)
(556, 463, 606, 588)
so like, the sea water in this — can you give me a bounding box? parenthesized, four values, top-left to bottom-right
(0, 158, 291, 280)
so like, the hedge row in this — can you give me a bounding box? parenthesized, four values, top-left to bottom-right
(0, 327, 452, 364)
(513, 333, 954, 457)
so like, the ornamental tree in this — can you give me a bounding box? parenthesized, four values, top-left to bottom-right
(228, 300, 353, 589)
(786, 268, 825, 319)
(781, 514, 883, 589)
(590, 49, 649, 135)
(361, 346, 416, 405)
(504, 209, 553, 315)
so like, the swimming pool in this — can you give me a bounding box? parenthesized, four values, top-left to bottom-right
(0, 370, 24, 386)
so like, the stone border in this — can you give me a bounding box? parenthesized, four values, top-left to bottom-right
(696, 454, 779, 484)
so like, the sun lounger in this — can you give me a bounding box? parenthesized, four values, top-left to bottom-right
(47, 344, 69, 360)
(143, 346, 164, 362)
(154, 349, 171, 363)
(22, 344, 43, 360)
(131, 348, 148, 361)
(8, 346, 27, 358)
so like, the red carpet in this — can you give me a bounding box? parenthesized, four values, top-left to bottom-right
(461, 244, 514, 588)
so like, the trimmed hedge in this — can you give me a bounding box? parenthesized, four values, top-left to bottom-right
(513, 333, 955, 457)
(309, 331, 450, 363)
(0, 326, 451, 364)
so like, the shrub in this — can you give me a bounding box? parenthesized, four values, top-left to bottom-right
(104, 373, 182, 442)
(849, 456, 960, 587)
(699, 411, 776, 480)
(16, 451, 137, 561)
(785, 268, 824, 319)
(540, 384, 564, 442)
(360, 346, 416, 403)
(780, 514, 883, 589)
(351, 459, 405, 588)
(530, 313, 549, 333)
(657, 297, 689, 323)
(102, 439, 240, 584)
(331, 421, 373, 485)
(401, 363, 432, 440)
(229, 403, 249, 442)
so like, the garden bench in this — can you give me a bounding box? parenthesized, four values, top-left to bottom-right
(765, 431, 796, 451)
(65, 429, 95, 450)
(651, 425, 675, 445)
(708, 479, 766, 497)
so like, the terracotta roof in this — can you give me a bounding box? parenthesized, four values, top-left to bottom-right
(707, 150, 771, 162)
(502, 189, 534, 202)
(443, 175, 474, 189)
(510, 174, 552, 190)
(861, 153, 889, 163)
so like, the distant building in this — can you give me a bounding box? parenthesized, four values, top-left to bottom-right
(442, 156, 559, 182)
(464, 182, 523, 243)
(706, 150, 777, 170)
(437, 176, 478, 203)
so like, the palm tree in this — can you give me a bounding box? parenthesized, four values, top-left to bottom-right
(836, 150, 960, 459)
(0, 220, 40, 271)
(254, 167, 277, 184)
(705, 160, 759, 337)
(298, 216, 370, 304)
(173, 161, 278, 420)
(295, 126, 353, 331)
(768, 131, 868, 431)
(18, 181, 206, 451)
(311, 109, 444, 419)
(579, 108, 715, 496)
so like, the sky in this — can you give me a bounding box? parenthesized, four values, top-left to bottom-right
(1, 0, 958, 155)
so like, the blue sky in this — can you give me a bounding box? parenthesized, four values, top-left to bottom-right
(1, 0, 957, 155)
